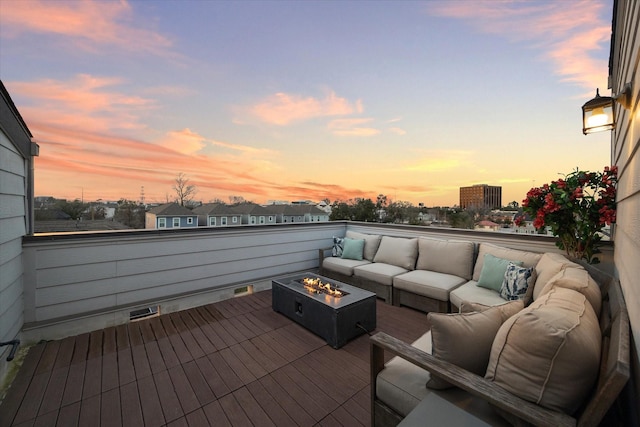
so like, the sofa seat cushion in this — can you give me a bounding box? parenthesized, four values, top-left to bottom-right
(376, 331, 433, 416)
(486, 287, 601, 414)
(346, 230, 381, 261)
(416, 237, 475, 280)
(374, 236, 419, 270)
(354, 263, 408, 286)
(533, 252, 583, 300)
(322, 257, 370, 276)
(473, 243, 541, 282)
(393, 270, 467, 302)
(450, 281, 506, 309)
(376, 331, 512, 426)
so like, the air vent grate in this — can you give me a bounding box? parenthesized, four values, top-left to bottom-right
(130, 305, 159, 321)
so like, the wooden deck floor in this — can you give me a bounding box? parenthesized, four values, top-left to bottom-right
(0, 290, 429, 427)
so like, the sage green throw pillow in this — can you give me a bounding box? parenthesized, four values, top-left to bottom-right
(477, 254, 523, 292)
(341, 238, 365, 261)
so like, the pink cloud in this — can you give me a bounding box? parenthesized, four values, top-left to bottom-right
(9, 75, 155, 132)
(328, 118, 381, 137)
(241, 91, 362, 125)
(428, 0, 610, 90)
(159, 128, 206, 155)
(1, 0, 173, 56)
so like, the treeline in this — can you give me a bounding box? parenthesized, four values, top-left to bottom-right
(328, 196, 438, 225)
(35, 199, 146, 229)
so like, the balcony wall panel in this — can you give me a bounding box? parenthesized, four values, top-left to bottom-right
(22, 223, 345, 333)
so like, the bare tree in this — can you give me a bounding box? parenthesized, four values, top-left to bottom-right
(229, 195, 246, 205)
(173, 173, 197, 207)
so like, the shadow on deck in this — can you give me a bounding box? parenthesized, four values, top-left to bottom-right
(0, 291, 429, 426)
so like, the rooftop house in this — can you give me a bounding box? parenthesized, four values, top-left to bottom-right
(267, 204, 330, 224)
(192, 203, 242, 227)
(145, 203, 198, 229)
(0, 2, 638, 424)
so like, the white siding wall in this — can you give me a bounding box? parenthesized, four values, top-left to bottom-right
(21, 223, 345, 339)
(0, 130, 26, 381)
(611, 0, 640, 409)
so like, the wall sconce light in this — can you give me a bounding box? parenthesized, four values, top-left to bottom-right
(582, 83, 633, 135)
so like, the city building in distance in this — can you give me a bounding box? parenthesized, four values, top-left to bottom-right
(459, 184, 502, 209)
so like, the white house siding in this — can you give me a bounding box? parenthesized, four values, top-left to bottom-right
(0, 130, 26, 381)
(21, 223, 345, 339)
(610, 0, 640, 410)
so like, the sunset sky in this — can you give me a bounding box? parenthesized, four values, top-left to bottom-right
(0, 0, 613, 207)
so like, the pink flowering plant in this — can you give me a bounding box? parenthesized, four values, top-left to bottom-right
(514, 166, 617, 263)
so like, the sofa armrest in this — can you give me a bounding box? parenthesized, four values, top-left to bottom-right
(370, 332, 576, 427)
(318, 246, 332, 273)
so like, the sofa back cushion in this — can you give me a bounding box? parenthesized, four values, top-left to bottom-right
(373, 236, 418, 270)
(533, 252, 583, 300)
(538, 267, 602, 317)
(485, 287, 601, 414)
(472, 243, 541, 282)
(346, 231, 382, 261)
(427, 300, 523, 389)
(416, 237, 475, 280)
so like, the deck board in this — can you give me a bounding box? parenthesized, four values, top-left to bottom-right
(0, 290, 429, 426)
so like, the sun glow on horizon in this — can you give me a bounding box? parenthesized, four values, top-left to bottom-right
(1, 0, 613, 207)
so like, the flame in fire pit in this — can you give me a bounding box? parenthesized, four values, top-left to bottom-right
(301, 277, 347, 298)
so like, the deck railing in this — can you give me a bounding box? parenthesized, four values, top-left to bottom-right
(21, 221, 613, 342)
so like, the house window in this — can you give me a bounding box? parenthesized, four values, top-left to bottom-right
(250, 216, 256, 224)
(221, 217, 227, 226)
(268, 216, 274, 222)
(187, 217, 193, 225)
(158, 217, 166, 228)
(173, 218, 180, 228)
(232, 216, 238, 223)
(209, 217, 216, 226)
(259, 216, 265, 224)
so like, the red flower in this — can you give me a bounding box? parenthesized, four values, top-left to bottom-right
(533, 217, 545, 229)
(543, 193, 561, 213)
(573, 187, 583, 199)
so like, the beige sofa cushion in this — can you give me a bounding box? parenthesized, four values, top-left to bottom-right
(427, 301, 523, 389)
(346, 231, 381, 261)
(322, 257, 370, 276)
(450, 281, 506, 309)
(376, 332, 513, 425)
(393, 270, 467, 302)
(376, 331, 433, 416)
(354, 263, 407, 286)
(416, 237, 475, 280)
(373, 236, 419, 270)
(472, 243, 541, 282)
(538, 267, 602, 317)
(533, 252, 583, 300)
(485, 287, 601, 414)
(459, 300, 525, 318)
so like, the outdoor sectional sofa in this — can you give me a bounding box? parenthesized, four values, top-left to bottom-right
(319, 230, 541, 312)
(318, 230, 630, 425)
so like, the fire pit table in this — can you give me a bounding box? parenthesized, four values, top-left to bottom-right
(272, 272, 377, 349)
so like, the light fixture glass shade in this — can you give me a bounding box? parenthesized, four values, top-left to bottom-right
(582, 89, 615, 135)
